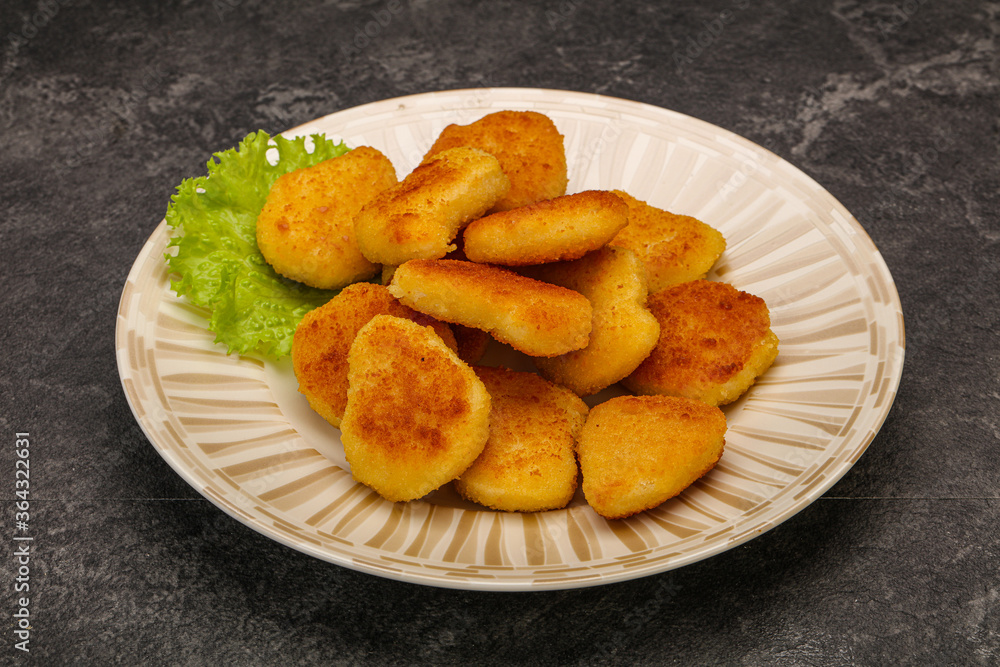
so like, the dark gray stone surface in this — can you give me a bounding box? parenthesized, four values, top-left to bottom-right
(1, 0, 998, 663)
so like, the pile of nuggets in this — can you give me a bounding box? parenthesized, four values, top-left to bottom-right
(260, 110, 779, 520)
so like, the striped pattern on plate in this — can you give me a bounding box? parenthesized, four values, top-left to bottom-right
(116, 88, 904, 590)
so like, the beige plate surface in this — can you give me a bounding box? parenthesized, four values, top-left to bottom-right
(116, 88, 905, 591)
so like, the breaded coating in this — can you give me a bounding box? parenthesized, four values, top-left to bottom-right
(256, 146, 396, 289)
(341, 316, 491, 503)
(381, 239, 472, 291)
(292, 283, 457, 429)
(609, 190, 726, 293)
(455, 367, 588, 512)
(422, 110, 567, 213)
(353, 147, 510, 266)
(578, 395, 727, 520)
(388, 259, 593, 358)
(463, 190, 629, 266)
(622, 280, 779, 406)
(526, 246, 660, 396)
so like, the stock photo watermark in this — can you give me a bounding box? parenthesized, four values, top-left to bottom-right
(64, 62, 169, 167)
(570, 114, 627, 184)
(400, 76, 505, 167)
(910, 133, 950, 174)
(876, 0, 927, 38)
(11, 432, 34, 653)
(714, 140, 780, 203)
(339, 0, 406, 57)
(3, 0, 76, 71)
(590, 574, 683, 662)
(213, 0, 245, 23)
(674, 0, 751, 74)
(545, 0, 585, 29)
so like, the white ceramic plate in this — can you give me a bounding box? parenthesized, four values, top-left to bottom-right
(116, 88, 905, 590)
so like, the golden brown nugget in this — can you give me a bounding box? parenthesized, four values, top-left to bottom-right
(292, 283, 457, 429)
(527, 246, 660, 396)
(388, 259, 593, 357)
(341, 315, 491, 503)
(578, 395, 727, 520)
(455, 367, 588, 512)
(354, 146, 510, 266)
(622, 280, 779, 406)
(422, 110, 568, 213)
(380, 239, 472, 289)
(256, 146, 396, 289)
(609, 190, 726, 293)
(463, 191, 629, 266)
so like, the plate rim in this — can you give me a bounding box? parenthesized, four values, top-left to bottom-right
(117, 87, 906, 591)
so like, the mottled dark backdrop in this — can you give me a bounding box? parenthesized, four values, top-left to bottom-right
(1, 0, 997, 664)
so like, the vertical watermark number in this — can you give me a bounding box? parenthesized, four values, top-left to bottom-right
(12, 432, 32, 653)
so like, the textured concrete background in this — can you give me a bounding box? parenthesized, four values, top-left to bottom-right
(1, 0, 998, 663)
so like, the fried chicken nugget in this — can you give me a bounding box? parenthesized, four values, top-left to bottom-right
(341, 315, 491, 502)
(463, 190, 629, 266)
(526, 246, 660, 396)
(422, 110, 568, 213)
(622, 280, 779, 406)
(256, 146, 396, 289)
(380, 247, 492, 365)
(388, 259, 592, 358)
(609, 190, 726, 293)
(292, 283, 457, 429)
(578, 395, 727, 520)
(353, 147, 510, 266)
(455, 367, 588, 512)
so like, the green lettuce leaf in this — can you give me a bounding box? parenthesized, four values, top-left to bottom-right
(165, 131, 351, 358)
